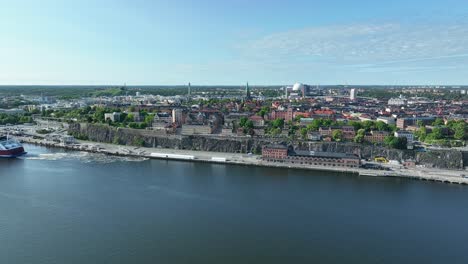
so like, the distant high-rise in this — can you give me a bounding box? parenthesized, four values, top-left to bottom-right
(350, 88, 357, 100)
(188, 82, 191, 96)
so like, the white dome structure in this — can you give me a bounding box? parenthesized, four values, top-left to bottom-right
(292, 82, 304, 91)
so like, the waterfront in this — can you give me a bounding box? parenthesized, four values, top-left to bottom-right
(1, 144, 468, 263)
(17, 134, 468, 185)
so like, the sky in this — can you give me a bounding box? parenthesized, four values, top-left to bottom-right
(1, 0, 468, 85)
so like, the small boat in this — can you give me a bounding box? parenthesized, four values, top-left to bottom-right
(0, 134, 27, 158)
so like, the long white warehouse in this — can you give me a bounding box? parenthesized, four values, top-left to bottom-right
(211, 157, 227, 162)
(150, 153, 195, 160)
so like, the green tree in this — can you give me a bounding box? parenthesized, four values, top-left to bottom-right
(432, 118, 444, 126)
(388, 124, 398, 133)
(245, 120, 254, 129)
(125, 114, 135, 123)
(257, 106, 269, 118)
(300, 127, 308, 139)
(362, 120, 375, 131)
(309, 118, 323, 131)
(454, 122, 467, 140)
(428, 127, 444, 140)
(144, 114, 155, 125)
(348, 120, 363, 131)
(332, 130, 343, 142)
(384, 136, 407, 149)
(271, 118, 284, 129)
(354, 134, 364, 143)
(270, 127, 281, 136)
(375, 121, 389, 131)
(354, 129, 365, 143)
(239, 117, 248, 127)
(415, 127, 427, 141)
(294, 115, 304, 122)
(129, 122, 139, 129)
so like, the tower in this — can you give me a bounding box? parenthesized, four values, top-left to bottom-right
(350, 88, 357, 100)
(188, 82, 191, 96)
(245, 82, 251, 100)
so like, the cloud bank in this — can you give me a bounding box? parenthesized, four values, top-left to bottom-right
(240, 22, 468, 72)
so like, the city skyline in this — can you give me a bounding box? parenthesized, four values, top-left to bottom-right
(1, 0, 468, 85)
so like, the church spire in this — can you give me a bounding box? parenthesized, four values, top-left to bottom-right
(245, 82, 251, 100)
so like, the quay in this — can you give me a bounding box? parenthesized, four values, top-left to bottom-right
(18, 136, 468, 186)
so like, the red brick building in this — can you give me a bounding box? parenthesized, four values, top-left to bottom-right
(312, 109, 335, 119)
(262, 145, 288, 160)
(293, 111, 311, 119)
(270, 107, 293, 122)
(262, 145, 361, 168)
(288, 150, 361, 168)
(342, 126, 356, 140)
(364, 131, 389, 143)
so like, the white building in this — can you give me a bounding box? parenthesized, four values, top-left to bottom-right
(104, 112, 121, 122)
(350, 88, 357, 100)
(388, 96, 407, 106)
(181, 124, 213, 135)
(395, 130, 414, 143)
(292, 82, 304, 92)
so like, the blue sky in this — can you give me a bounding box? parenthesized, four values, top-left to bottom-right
(1, 0, 467, 85)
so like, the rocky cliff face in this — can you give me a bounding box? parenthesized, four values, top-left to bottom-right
(295, 141, 415, 161)
(68, 123, 264, 153)
(416, 150, 464, 169)
(68, 123, 465, 169)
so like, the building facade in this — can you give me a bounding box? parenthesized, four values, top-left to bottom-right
(364, 130, 389, 143)
(395, 130, 414, 143)
(396, 117, 436, 129)
(270, 107, 293, 122)
(262, 145, 289, 160)
(104, 112, 121, 122)
(262, 145, 360, 168)
(172, 109, 184, 125)
(181, 124, 213, 135)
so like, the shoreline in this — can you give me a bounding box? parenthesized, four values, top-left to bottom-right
(19, 136, 468, 185)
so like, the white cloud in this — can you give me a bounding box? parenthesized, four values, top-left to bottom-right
(240, 22, 468, 66)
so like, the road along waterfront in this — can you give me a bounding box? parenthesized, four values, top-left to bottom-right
(18, 136, 468, 185)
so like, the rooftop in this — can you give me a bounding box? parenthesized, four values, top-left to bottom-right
(292, 150, 359, 160)
(264, 144, 288, 150)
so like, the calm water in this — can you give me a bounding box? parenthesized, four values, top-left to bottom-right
(0, 144, 467, 264)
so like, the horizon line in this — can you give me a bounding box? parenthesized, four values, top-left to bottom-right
(1, 84, 468, 87)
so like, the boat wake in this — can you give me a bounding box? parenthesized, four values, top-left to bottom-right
(24, 152, 149, 164)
